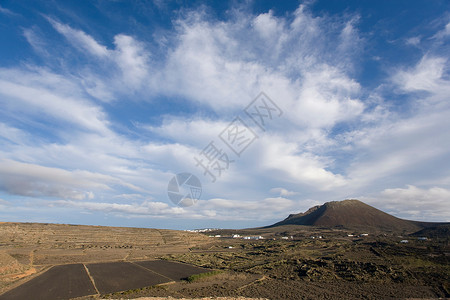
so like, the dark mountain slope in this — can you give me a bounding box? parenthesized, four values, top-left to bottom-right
(269, 199, 425, 232)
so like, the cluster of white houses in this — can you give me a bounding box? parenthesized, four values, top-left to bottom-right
(185, 228, 218, 233)
(347, 233, 369, 237)
(209, 234, 265, 240)
(196, 230, 430, 243)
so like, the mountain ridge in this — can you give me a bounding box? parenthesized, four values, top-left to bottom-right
(268, 199, 448, 232)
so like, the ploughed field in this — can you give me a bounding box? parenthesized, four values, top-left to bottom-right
(0, 260, 209, 300)
(0, 264, 96, 300)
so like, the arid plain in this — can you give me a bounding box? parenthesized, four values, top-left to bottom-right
(0, 214, 449, 300)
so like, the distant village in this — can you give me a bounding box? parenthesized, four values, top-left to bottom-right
(184, 228, 430, 243)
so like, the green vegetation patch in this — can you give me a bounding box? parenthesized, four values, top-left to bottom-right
(185, 270, 223, 282)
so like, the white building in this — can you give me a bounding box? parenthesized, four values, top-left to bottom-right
(243, 236, 263, 240)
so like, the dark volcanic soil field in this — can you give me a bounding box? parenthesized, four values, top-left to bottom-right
(0, 260, 210, 299)
(135, 260, 208, 281)
(86, 261, 171, 294)
(0, 264, 96, 300)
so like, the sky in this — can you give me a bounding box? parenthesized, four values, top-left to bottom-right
(0, 0, 449, 230)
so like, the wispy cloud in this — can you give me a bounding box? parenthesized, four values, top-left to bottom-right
(405, 36, 421, 46)
(0, 67, 111, 134)
(432, 22, 450, 40)
(48, 18, 109, 57)
(394, 55, 449, 94)
(0, 5, 17, 16)
(0, 198, 11, 206)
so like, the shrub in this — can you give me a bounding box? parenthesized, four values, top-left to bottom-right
(185, 270, 223, 282)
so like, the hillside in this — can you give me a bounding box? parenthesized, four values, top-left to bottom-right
(410, 223, 450, 239)
(269, 199, 425, 232)
(0, 222, 210, 267)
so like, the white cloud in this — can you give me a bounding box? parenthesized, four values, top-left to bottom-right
(46, 19, 151, 95)
(252, 10, 284, 41)
(23, 28, 50, 57)
(143, 117, 229, 146)
(379, 185, 450, 220)
(48, 18, 109, 57)
(113, 193, 150, 200)
(0, 67, 110, 134)
(0, 123, 29, 146)
(405, 36, 421, 46)
(44, 196, 298, 221)
(348, 114, 449, 181)
(113, 34, 150, 88)
(294, 66, 363, 128)
(270, 187, 299, 197)
(432, 22, 450, 40)
(344, 53, 450, 192)
(50, 199, 185, 216)
(0, 159, 143, 200)
(258, 136, 347, 190)
(30, 7, 365, 130)
(192, 197, 298, 220)
(394, 56, 449, 94)
(155, 4, 365, 127)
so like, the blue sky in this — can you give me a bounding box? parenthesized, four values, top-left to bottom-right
(0, 0, 449, 229)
